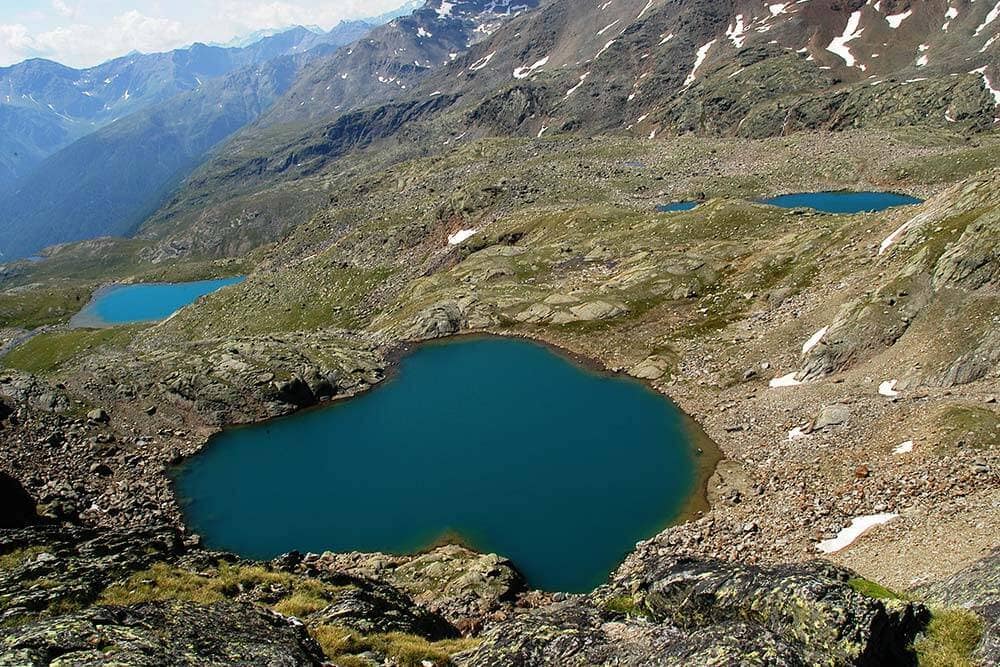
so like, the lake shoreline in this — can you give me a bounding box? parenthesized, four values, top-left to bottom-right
(172, 332, 721, 592)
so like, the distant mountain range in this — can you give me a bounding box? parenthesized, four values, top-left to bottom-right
(1, 0, 998, 261)
(0, 23, 370, 190)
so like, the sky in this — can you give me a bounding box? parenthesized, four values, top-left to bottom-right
(0, 0, 407, 68)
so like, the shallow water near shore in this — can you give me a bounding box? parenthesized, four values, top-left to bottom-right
(760, 191, 922, 214)
(174, 337, 701, 592)
(72, 276, 245, 326)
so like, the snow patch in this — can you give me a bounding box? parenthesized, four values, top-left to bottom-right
(468, 52, 496, 71)
(769, 3, 788, 17)
(878, 379, 899, 397)
(827, 10, 864, 67)
(513, 56, 549, 79)
(597, 20, 620, 37)
(565, 72, 590, 97)
(885, 10, 912, 29)
(880, 209, 932, 255)
(802, 326, 829, 355)
(817, 513, 898, 554)
(727, 14, 747, 48)
(448, 229, 476, 245)
(975, 1, 1000, 36)
(973, 66, 1000, 105)
(595, 39, 617, 59)
(894, 440, 914, 454)
(684, 39, 716, 86)
(436, 1, 454, 19)
(769, 372, 802, 388)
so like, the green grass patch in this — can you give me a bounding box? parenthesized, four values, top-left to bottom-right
(2, 327, 140, 375)
(312, 624, 479, 666)
(935, 405, 1000, 453)
(0, 286, 93, 328)
(602, 595, 652, 619)
(99, 562, 342, 617)
(914, 608, 983, 667)
(0, 546, 46, 572)
(848, 577, 903, 601)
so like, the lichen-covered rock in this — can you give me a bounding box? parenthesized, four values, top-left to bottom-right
(0, 525, 185, 624)
(309, 586, 458, 639)
(0, 601, 325, 666)
(461, 556, 929, 666)
(294, 544, 526, 628)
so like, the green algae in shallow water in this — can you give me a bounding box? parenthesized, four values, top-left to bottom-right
(174, 337, 700, 592)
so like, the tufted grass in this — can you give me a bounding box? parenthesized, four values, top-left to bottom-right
(914, 608, 984, 667)
(99, 562, 339, 617)
(311, 624, 479, 666)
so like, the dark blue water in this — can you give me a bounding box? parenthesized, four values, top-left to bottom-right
(175, 337, 698, 592)
(760, 191, 922, 214)
(77, 277, 244, 325)
(656, 201, 699, 212)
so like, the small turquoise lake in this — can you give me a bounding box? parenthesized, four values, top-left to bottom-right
(175, 337, 703, 593)
(760, 191, 922, 214)
(73, 276, 245, 325)
(656, 201, 699, 212)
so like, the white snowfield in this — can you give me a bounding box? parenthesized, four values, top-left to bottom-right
(894, 440, 915, 454)
(684, 40, 717, 86)
(447, 229, 476, 245)
(827, 10, 864, 68)
(817, 513, 899, 554)
(769, 372, 802, 388)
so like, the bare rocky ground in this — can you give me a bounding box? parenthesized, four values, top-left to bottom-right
(0, 129, 997, 664)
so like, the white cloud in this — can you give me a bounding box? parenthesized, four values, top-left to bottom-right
(0, 0, 408, 68)
(51, 1, 76, 19)
(0, 11, 187, 68)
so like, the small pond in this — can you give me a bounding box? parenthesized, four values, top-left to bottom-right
(759, 191, 922, 214)
(656, 201, 699, 213)
(72, 276, 245, 326)
(174, 337, 703, 592)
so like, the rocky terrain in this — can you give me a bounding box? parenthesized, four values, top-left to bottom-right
(0, 1, 998, 665)
(0, 126, 996, 664)
(0, 501, 958, 666)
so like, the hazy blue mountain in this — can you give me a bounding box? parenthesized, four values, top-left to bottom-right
(0, 57, 304, 260)
(0, 23, 371, 190)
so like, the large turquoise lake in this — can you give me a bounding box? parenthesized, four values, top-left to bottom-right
(175, 337, 701, 592)
(760, 191, 922, 214)
(73, 277, 244, 325)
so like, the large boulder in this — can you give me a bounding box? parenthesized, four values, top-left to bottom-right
(460, 556, 929, 666)
(0, 600, 325, 666)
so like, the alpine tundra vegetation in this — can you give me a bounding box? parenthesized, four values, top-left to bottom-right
(0, 0, 998, 665)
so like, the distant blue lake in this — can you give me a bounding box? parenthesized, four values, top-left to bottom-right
(174, 337, 700, 593)
(74, 276, 244, 325)
(760, 191, 922, 214)
(656, 201, 699, 212)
